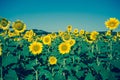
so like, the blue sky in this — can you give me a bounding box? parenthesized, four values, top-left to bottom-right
(0, 0, 120, 32)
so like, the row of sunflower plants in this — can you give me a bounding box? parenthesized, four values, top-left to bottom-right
(0, 17, 120, 80)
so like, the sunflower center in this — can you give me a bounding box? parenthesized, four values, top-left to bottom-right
(33, 45, 40, 51)
(45, 38, 49, 42)
(14, 22, 24, 30)
(62, 45, 67, 51)
(110, 22, 115, 27)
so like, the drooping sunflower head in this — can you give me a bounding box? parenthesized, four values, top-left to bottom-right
(67, 25, 72, 32)
(42, 35, 51, 45)
(0, 18, 10, 30)
(58, 42, 71, 54)
(12, 20, 26, 33)
(90, 31, 99, 41)
(67, 39, 76, 46)
(48, 56, 57, 65)
(62, 33, 71, 41)
(29, 41, 43, 55)
(105, 18, 120, 30)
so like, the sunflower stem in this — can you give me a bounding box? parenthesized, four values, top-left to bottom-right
(35, 58, 38, 80)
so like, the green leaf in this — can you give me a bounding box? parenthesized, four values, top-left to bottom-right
(24, 74, 34, 80)
(68, 75, 77, 80)
(76, 71, 84, 78)
(111, 59, 120, 69)
(100, 69, 110, 80)
(21, 44, 29, 57)
(25, 59, 36, 70)
(85, 73, 95, 80)
(2, 54, 18, 67)
(4, 69, 18, 80)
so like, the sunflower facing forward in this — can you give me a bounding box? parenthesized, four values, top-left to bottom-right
(29, 41, 43, 55)
(105, 18, 119, 30)
(12, 20, 26, 33)
(42, 35, 51, 45)
(48, 56, 57, 65)
(58, 42, 71, 54)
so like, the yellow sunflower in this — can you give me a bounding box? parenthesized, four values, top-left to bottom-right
(62, 33, 71, 41)
(0, 18, 10, 30)
(29, 41, 43, 55)
(58, 31, 64, 37)
(42, 35, 51, 45)
(12, 20, 26, 33)
(58, 42, 71, 54)
(67, 25, 72, 32)
(106, 30, 111, 36)
(24, 30, 35, 39)
(67, 39, 76, 46)
(48, 56, 57, 65)
(73, 28, 78, 34)
(79, 29, 85, 35)
(105, 18, 120, 30)
(50, 32, 57, 39)
(90, 31, 99, 41)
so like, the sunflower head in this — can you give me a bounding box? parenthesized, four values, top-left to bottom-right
(48, 56, 57, 65)
(50, 32, 57, 39)
(67, 39, 76, 46)
(90, 31, 99, 41)
(105, 18, 120, 30)
(67, 25, 72, 32)
(29, 41, 43, 55)
(79, 29, 85, 35)
(42, 35, 51, 45)
(105, 30, 111, 36)
(62, 33, 71, 41)
(12, 20, 26, 33)
(73, 28, 78, 34)
(0, 18, 10, 30)
(58, 42, 71, 54)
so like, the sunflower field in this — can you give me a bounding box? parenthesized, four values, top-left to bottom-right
(0, 17, 120, 80)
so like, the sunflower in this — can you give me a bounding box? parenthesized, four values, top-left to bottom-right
(67, 39, 76, 46)
(58, 42, 71, 54)
(90, 31, 99, 41)
(29, 41, 43, 55)
(24, 30, 35, 39)
(106, 30, 111, 36)
(12, 20, 26, 33)
(48, 56, 57, 65)
(0, 18, 10, 30)
(73, 28, 78, 34)
(105, 18, 119, 30)
(62, 33, 71, 41)
(67, 25, 72, 32)
(79, 29, 85, 35)
(50, 32, 57, 39)
(42, 35, 51, 45)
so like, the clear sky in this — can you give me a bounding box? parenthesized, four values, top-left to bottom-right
(0, 0, 120, 32)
